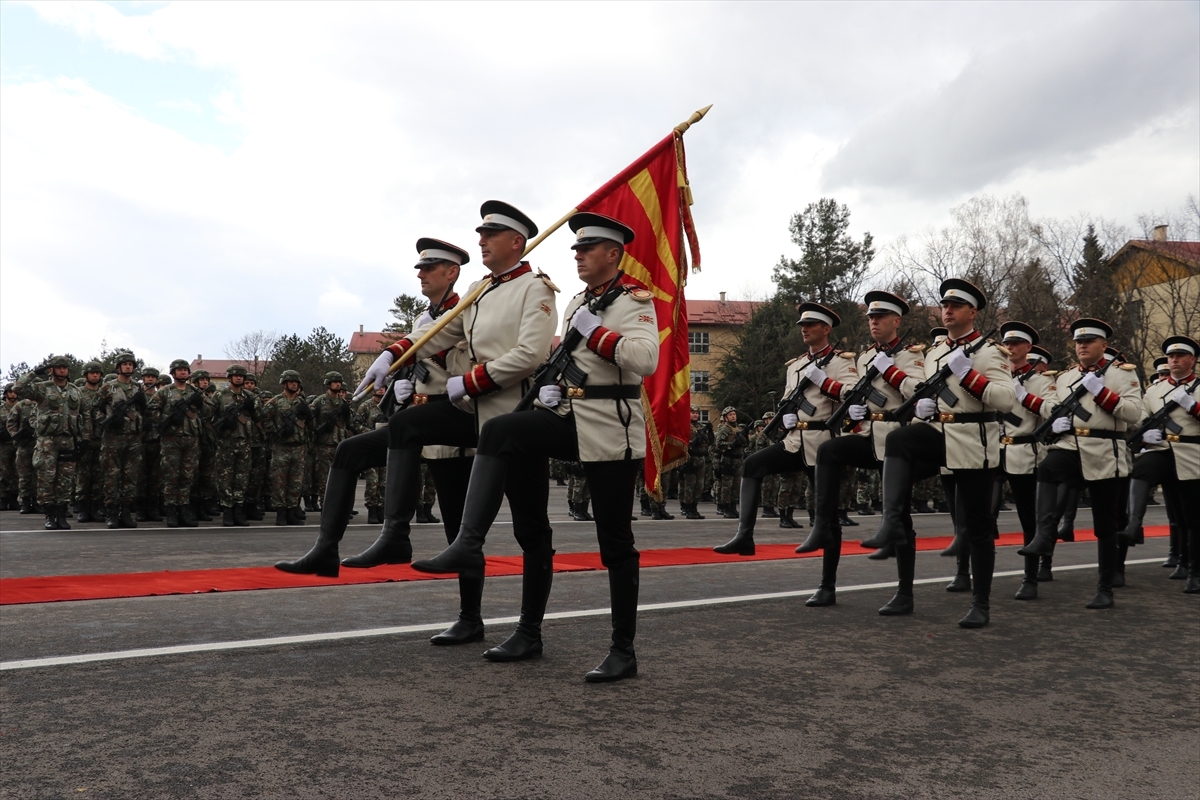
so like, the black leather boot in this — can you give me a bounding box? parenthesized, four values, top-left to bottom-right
(1056, 484, 1078, 541)
(54, 505, 70, 530)
(76, 501, 91, 523)
(1018, 482, 1060, 556)
(430, 575, 486, 645)
(958, 536, 993, 627)
(179, 502, 198, 528)
(838, 509, 859, 527)
(287, 506, 304, 525)
(274, 468, 358, 578)
(233, 503, 250, 526)
(860, 457, 912, 549)
(586, 559, 639, 682)
(222, 506, 235, 527)
(19, 496, 35, 514)
(105, 505, 120, 529)
(1163, 525, 1180, 567)
(343, 449, 420, 568)
(1117, 479, 1154, 545)
(136, 500, 148, 522)
(194, 500, 212, 522)
(414, 503, 432, 523)
(166, 505, 180, 528)
(778, 507, 800, 529)
(44, 506, 60, 530)
(245, 501, 263, 521)
(945, 572, 971, 592)
(722, 504, 740, 519)
(275, 509, 288, 526)
(761, 505, 778, 518)
(639, 496, 652, 517)
(578, 500, 596, 521)
(145, 501, 162, 522)
(1014, 580, 1037, 600)
(867, 543, 895, 560)
(879, 593, 914, 615)
(119, 503, 137, 528)
(484, 545, 553, 662)
(412, 455, 507, 575)
(1086, 537, 1116, 609)
(684, 503, 704, 520)
(650, 503, 672, 520)
(796, 464, 840, 553)
(1037, 556, 1053, 582)
(714, 477, 759, 555)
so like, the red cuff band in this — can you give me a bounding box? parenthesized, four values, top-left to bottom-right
(883, 366, 908, 390)
(961, 370, 988, 398)
(820, 378, 843, 399)
(464, 364, 499, 396)
(1190, 404, 1200, 419)
(385, 340, 413, 360)
(1096, 388, 1119, 414)
(1022, 394, 1044, 414)
(588, 327, 621, 363)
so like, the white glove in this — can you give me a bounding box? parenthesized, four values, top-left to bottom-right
(1141, 428, 1164, 445)
(782, 413, 799, 430)
(356, 351, 395, 396)
(539, 384, 562, 408)
(1014, 383, 1028, 403)
(848, 404, 868, 421)
(871, 351, 894, 374)
(392, 379, 414, 404)
(1079, 371, 1105, 396)
(412, 310, 434, 331)
(1051, 416, 1072, 434)
(804, 364, 827, 385)
(1171, 387, 1198, 412)
(572, 305, 602, 338)
(447, 376, 467, 404)
(946, 348, 972, 379)
(915, 398, 938, 420)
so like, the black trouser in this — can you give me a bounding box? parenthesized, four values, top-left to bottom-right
(1037, 449, 1121, 589)
(1131, 450, 1200, 577)
(884, 424, 997, 604)
(476, 409, 639, 566)
(814, 436, 882, 587)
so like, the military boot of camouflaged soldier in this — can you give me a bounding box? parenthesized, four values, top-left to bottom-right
(274, 468, 358, 578)
(193, 500, 212, 522)
(1018, 482, 1061, 557)
(796, 464, 841, 553)
(684, 503, 704, 520)
(650, 502, 672, 521)
(342, 449, 419, 568)
(761, 505, 778, 518)
(412, 455, 507, 576)
(104, 505, 119, 529)
(55, 505, 71, 530)
(118, 503, 137, 528)
(586, 559, 639, 682)
(778, 506, 800, 529)
(275, 508, 289, 526)
(860, 457, 912, 550)
(166, 505, 180, 528)
(640, 495, 653, 517)
(232, 504, 250, 526)
(414, 503, 432, 524)
(423, 503, 440, 524)
(222, 506, 236, 527)
(287, 506, 304, 525)
(136, 501, 148, 522)
(178, 502, 198, 528)
(1117, 479, 1154, 545)
(578, 500, 597, 521)
(44, 506, 60, 530)
(484, 545, 554, 662)
(714, 477, 760, 556)
(19, 496, 35, 514)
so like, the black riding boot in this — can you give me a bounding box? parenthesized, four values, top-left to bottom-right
(714, 477, 760, 555)
(431, 575, 487, 645)
(881, 536, 917, 615)
(1015, 525, 1038, 600)
(1113, 542, 1129, 587)
(1163, 524, 1180, 567)
(867, 542, 895, 560)
(274, 468, 358, 578)
(343, 448, 420, 568)
(860, 457, 912, 549)
(958, 534, 994, 628)
(1086, 536, 1116, 608)
(1056, 483, 1078, 541)
(412, 455, 507, 575)
(586, 558, 639, 682)
(806, 532, 841, 607)
(1018, 482, 1060, 556)
(796, 464, 840, 553)
(484, 545, 554, 661)
(1171, 525, 1190, 579)
(1037, 555, 1053, 582)
(1117, 479, 1154, 545)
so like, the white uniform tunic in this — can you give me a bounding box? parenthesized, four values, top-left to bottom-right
(1000, 364, 1055, 476)
(781, 346, 858, 465)
(921, 332, 1016, 471)
(1134, 374, 1200, 481)
(850, 341, 925, 461)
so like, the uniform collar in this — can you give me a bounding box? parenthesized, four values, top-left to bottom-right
(440, 293, 460, 311)
(1167, 373, 1197, 386)
(952, 330, 981, 346)
(1012, 362, 1033, 377)
(490, 262, 531, 285)
(807, 343, 833, 360)
(1079, 358, 1109, 373)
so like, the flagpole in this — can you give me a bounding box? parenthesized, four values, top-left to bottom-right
(674, 104, 713, 135)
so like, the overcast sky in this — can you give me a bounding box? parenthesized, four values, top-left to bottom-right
(2, 0, 1197, 372)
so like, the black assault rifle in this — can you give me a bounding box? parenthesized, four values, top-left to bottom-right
(761, 344, 844, 442)
(827, 333, 909, 435)
(274, 396, 311, 441)
(1031, 358, 1117, 445)
(156, 388, 205, 433)
(513, 275, 627, 413)
(1127, 375, 1200, 454)
(102, 387, 146, 432)
(891, 329, 997, 424)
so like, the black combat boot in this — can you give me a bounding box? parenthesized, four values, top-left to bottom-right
(1018, 482, 1061, 557)
(639, 496, 652, 517)
(166, 505, 180, 529)
(796, 464, 840, 553)
(860, 457, 912, 549)
(44, 505, 60, 530)
(1117, 479, 1154, 545)
(762, 505, 778, 518)
(205, 498, 221, 517)
(244, 501, 262, 521)
(76, 502, 91, 523)
(423, 503, 440, 524)
(343, 449, 420, 568)
(578, 500, 596, 521)
(105, 505, 120, 529)
(484, 545, 554, 662)
(287, 506, 304, 525)
(684, 503, 704, 520)
(1086, 537, 1116, 609)
(1056, 483, 1078, 541)
(838, 509, 859, 527)
(54, 505, 70, 529)
(650, 503, 672, 520)
(232, 504, 250, 526)
(136, 500, 148, 522)
(303, 495, 318, 512)
(365, 505, 380, 525)
(586, 559, 639, 682)
(867, 543, 895, 560)
(275, 508, 288, 526)
(146, 502, 162, 522)
(430, 575, 486, 646)
(274, 468, 358, 578)
(19, 496, 35, 514)
(179, 502, 198, 528)
(222, 506, 235, 527)
(194, 500, 212, 522)
(778, 507, 800, 529)
(412, 455, 507, 575)
(722, 503, 739, 519)
(119, 503, 137, 528)
(713, 477, 760, 555)
(414, 503, 432, 523)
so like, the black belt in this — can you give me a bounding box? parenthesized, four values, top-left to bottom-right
(791, 420, 828, 431)
(412, 393, 449, 405)
(1070, 428, 1122, 440)
(1001, 435, 1037, 445)
(935, 412, 998, 424)
(564, 385, 641, 400)
(1165, 434, 1200, 444)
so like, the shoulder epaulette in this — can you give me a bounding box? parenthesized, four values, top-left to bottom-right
(1119, 363, 1137, 371)
(785, 357, 800, 366)
(537, 270, 560, 293)
(907, 344, 926, 352)
(1044, 370, 1058, 378)
(839, 351, 855, 359)
(624, 286, 653, 301)
(991, 341, 1011, 357)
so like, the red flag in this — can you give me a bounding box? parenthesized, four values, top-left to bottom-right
(576, 130, 701, 500)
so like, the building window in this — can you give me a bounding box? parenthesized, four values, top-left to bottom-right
(691, 370, 710, 394)
(689, 331, 710, 354)
(698, 410, 710, 424)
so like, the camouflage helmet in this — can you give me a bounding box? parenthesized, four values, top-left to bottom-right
(761, 411, 775, 420)
(690, 404, 699, 412)
(114, 351, 136, 366)
(323, 371, 344, 386)
(243, 373, 258, 384)
(141, 367, 160, 378)
(226, 364, 249, 377)
(3, 382, 14, 393)
(104, 373, 118, 383)
(169, 359, 190, 373)
(83, 361, 103, 374)
(258, 390, 274, 398)
(190, 370, 210, 382)
(278, 369, 302, 385)
(721, 406, 737, 416)
(47, 355, 71, 368)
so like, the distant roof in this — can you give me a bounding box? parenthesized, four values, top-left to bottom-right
(189, 358, 269, 376)
(348, 331, 399, 354)
(1110, 239, 1200, 270)
(688, 300, 765, 326)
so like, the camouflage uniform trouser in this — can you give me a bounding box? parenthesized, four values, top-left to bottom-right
(717, 458, 742, 506)
(314, 443, 337, 502)
(761, 473, 780, 507)
(246, 445, 268, 507)
(364, 465, 386, 508)
(215, 438, 251, 507)
(856, 468, 881, 509)
(195, 440, 218, 504)
(664, 469, 679, 500)
(776, 471, 803, 509)
(0, 441, 16, 497)
(270, 443, 306, 510)
(15, 443, 36, 501)
(159, 435, 200, 506)
(140, 440, 162, 507)
(101, 433, 142, 504)
(33, 435, 77, 506)
(678, 464, 704, 504)
(569, 470, 591, 504)
(74, 442, 101, 507)
(420, 462, 436, 506)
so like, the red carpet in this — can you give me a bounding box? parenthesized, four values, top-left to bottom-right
(0, 526, 1167, 606)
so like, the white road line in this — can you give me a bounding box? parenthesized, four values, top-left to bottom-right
(2, 559, 1159, 672)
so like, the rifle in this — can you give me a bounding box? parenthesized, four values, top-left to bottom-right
(12, 419, 35, 443)
(1127, 376, 1200, 454)
(762, 344, 843, 442)
(512, 275, 628, 413)
(890, 329, 997, 424)
(273, 396, 310, 441)
(999, 366, 1042, 427)
(314, 399, 346, 436)
(156, 388, 204, 433)
(101, 387, 146, 432)
(827, 334, 909, 435)
(1031, 358, 1118, 445)
(213, 393, 254, 435)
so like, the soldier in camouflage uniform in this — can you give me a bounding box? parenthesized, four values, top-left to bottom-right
(568, 461, 594, 520)
(757, 413, 779, 518)
(97, 351, 146, 528)
(416, 464, 440, 524)
(776, 470, 804, 528)
(189, 370, 219, 520)
(857, 468, 880, 514)
(303, 391, 320, 512)
(1, 384, 19, 510)
(263, 370, 310, 525)
(356, 384, 389, 524)
(212, 364, 259, 526)
(148, 360, 203, 528)
(712, 406, 746, 519)
(309, 372, 352, 511)
(7, 390, 39, 513)
(73, 362, 105, 521)
(678, 405, 712, 519)
(14, 357, 82, 530)
(549, 458, 567, 486)
(137, 367, 164, 522)
(243, 373, 268, 519)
